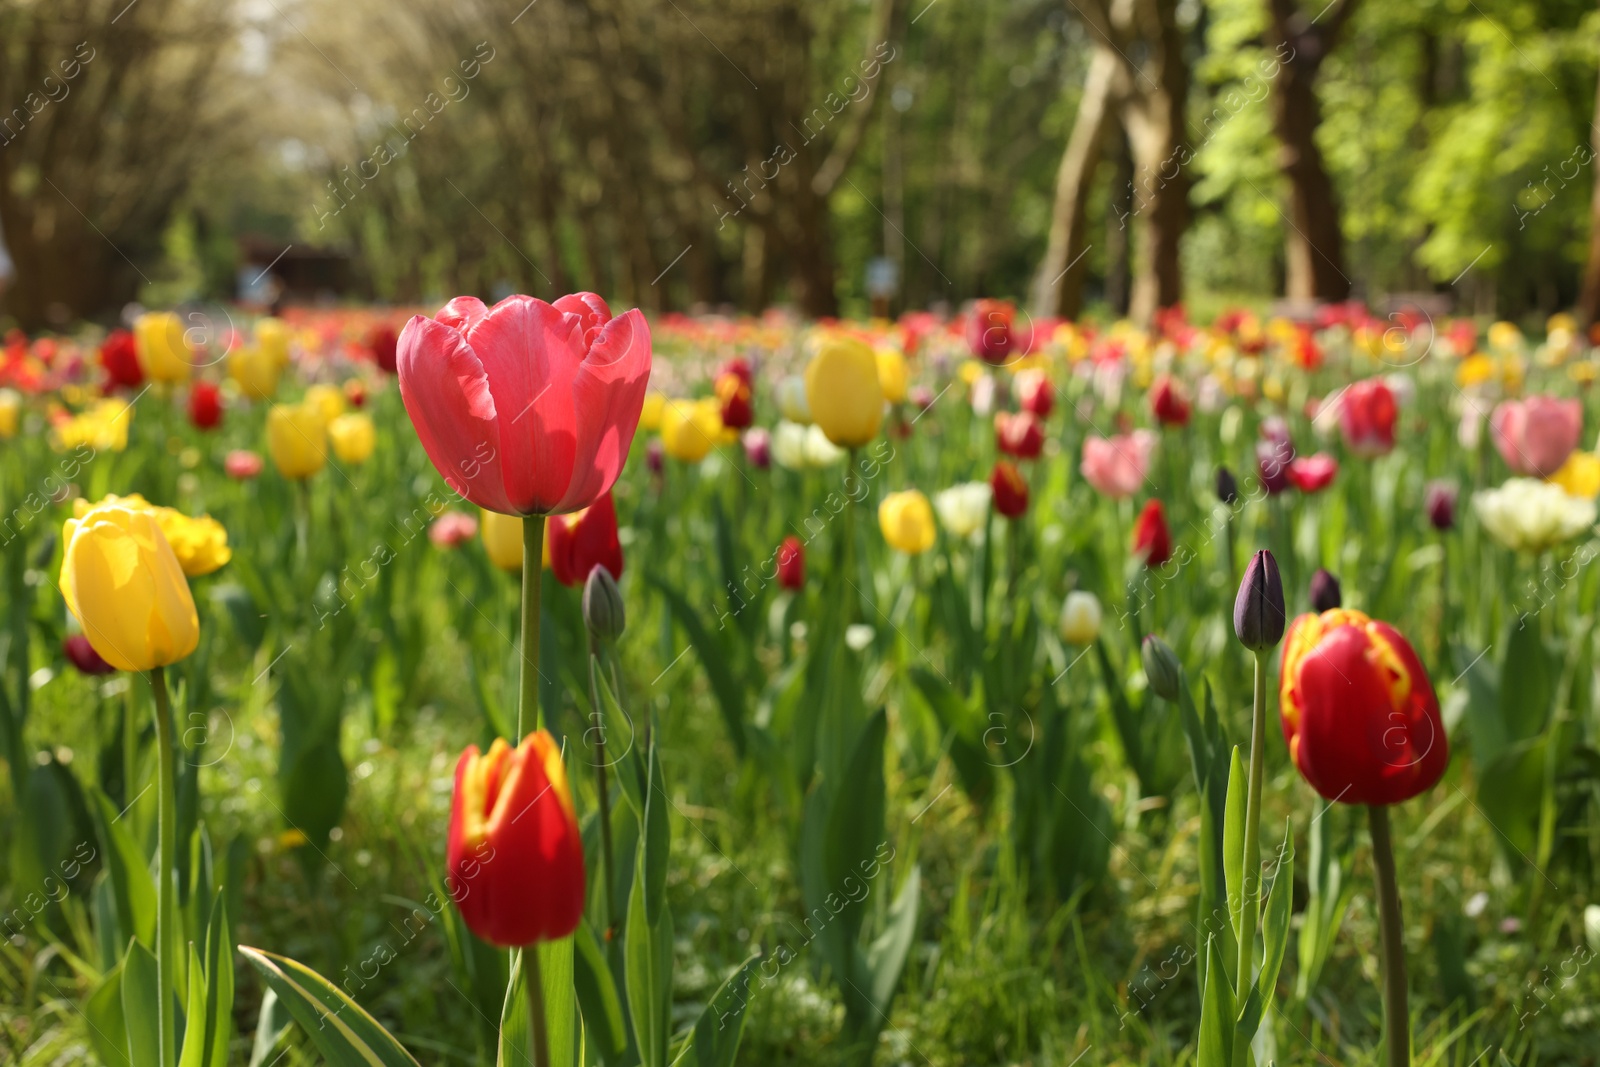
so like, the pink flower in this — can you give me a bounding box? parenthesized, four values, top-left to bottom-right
(429, 511, 480, 549)
(397, 293, 652, 516)
(224, 450, 264, 480)
(1081, 430, 1156, 499)
(1490, 395, 1582, 477)
(1287, 453, 1339, 493)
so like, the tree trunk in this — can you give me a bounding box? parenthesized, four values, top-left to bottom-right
(1122, 0, 1189, 324)
(1272, 57, 1350, 301)
(1031, 45, 1121, 319)
(1105, 117, 1133, 316)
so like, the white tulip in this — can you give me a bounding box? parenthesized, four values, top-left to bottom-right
(934, 482, 991, 539)
(1059, 591, 1103, 646)
(1474, 478, 1596, 554)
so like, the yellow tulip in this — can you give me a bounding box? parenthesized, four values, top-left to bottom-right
(304, 383, 346, 424)
(875, 348, 908, 404)
(134, 312, 193, 383)
(257, 317, 291, 368)
(1487, 321, 1522, 352)
(640, 392, 667, 432)
(229, 346, 281, 401)
(73, 494, 231, 577)
(53, 398, 132, 452)
(805, 336, 883, 447)
(660, 398, 723, 463)
(480, 509, 525, 573)
(266, 402, 328, 479)
(1456, 354, 1494, 388)
(1550, 451, 1600, 500)
(328, 412, 376, 465)
(878, 490, 936, 555)
(60, 503, 199, 672)
(0, 388, 20, 439)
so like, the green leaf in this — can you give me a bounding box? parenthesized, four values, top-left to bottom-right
(121, 940, 161, 1067)
(247, 989, 292, 1067)
(539, 936, 578, 1067)
(573, 919, 628, 1063)
(1236, 821, 1294, 1040)
(1222, 747, 1246, 946)
(1196, 935, 1233, 1067)
(179, 942, 208, 1067)
(237, 945, 422, 1066)
(642, 737, 670, 926)
(822, 710, 888, 954)
(688, 956, 761, 1067)
(498, 950, 531, 1067)
(1500, 616, 1554, 744)
(863, 866, 921, 1021)
(93, 790, 156, 951)
(649, 577, 746, 756)
(86, 963, 130, 1067)
(624, 869, 675, 1067)
(908, 667, 993, 805)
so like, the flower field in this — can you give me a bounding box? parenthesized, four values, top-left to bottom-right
(4, 299, 1600, 1067)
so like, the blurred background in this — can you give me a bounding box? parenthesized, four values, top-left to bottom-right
(2, 0, 1599, 330)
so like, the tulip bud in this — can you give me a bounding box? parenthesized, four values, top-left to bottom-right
(1308, 568, 1342, 612)
(776, 536, 805, 590)
(1141, 635, 1182, 701)
(1216, 466, 1239, 506)
(1425, 480, 1457, 531)
(1234, 549, 1286, 650)
(583, 564, 626, 642)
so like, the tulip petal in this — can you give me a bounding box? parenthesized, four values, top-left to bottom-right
(467, 298, 583, 514)
(555, 309, 652, 512)
(436, 296, 490, 333)
(397, 315, 515, 513)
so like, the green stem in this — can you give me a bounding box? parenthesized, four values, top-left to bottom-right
(1367, 805, 1410, 1067)
(588, 647, 617, 933)
(152, 667, 177, 1067)
(519, 516, 546, 741)
(124, 685, 138, 809)
(1236, 651, 1268, 1009)
(294, 478, 310, 563)
(526, 946, 551, 1067)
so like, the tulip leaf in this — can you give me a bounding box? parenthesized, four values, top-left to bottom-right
(641, 736, 670, 927)
(863, 865, 921, 1021)
(1500, 617, 1554, 745)
(908, 667, 993, 806)
(687, 955, 761, 1067)
(178, 941, 208, 1067)
(1196, 935, 1234, 1067)
(85, 962, 130, 1067)
(237, 945, 422, 1067)
(92, 789, 156, 952)
(1222, 747, 1246, 948)
(498, 949, 531, 1067)
(1296, 806, 1354, 1001)
(624, 866, 675, 1067)
(121, 940, 161, 1067)
(539, 936, 578, 1067)
(1236, 820, 1294, 1041)
(648, 577, 746, 756)
(822, 710, 888, 954)
(247, 989, 292, 1067)
(573, 919, 628, 1063)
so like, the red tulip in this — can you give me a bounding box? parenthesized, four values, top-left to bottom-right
(776, 535, 805, 590)
(1287, 453, 1338, 493)
(100, 329, 143, 390)
(1149, 374, 1191, 427)
(64, 633, 116, 675)
(369, 324, 399, 374)
(719, 357, 753, 386)
(446, 731, 585, 946)
(966, 299, 1015, 364)
(715, 370, 754, 430)
(1017, 370, 1055, 418)
(1279, 609, 1447, 805)
(1337, 378, 1397, 457)
(991, 460, 1030, 518)
(188, 381, 223, 430)
(1131, 499, 1172, 567)
(547, 490, 623, 587)
(397, 293, 651, 515)
(995, 410, 1044, 460)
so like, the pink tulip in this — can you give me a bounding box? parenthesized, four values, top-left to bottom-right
(429, 511, 480, 549)
(1287, 454, 1339, 493)
(397, 293, 652, 515)
(1490, 395, 1582, 477)
(1081, 430, 1156, 499)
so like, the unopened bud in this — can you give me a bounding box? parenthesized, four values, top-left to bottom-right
(1141, 635, 1182, 701)
(1234, 549, 1286, 651)
(583, 565, 625, 642)
(1216, 466, 1239, 506)
(1308, 568, 1342, 613)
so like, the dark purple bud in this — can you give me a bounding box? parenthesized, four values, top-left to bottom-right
(63, 634, 116, 675)
(1216, 466, 1239, 506)
(1234, 550, 1286, 650)
(646, 438, 665, 476)
(1308, 568, 1342, 613)
(1425, 480, 1457, 531)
